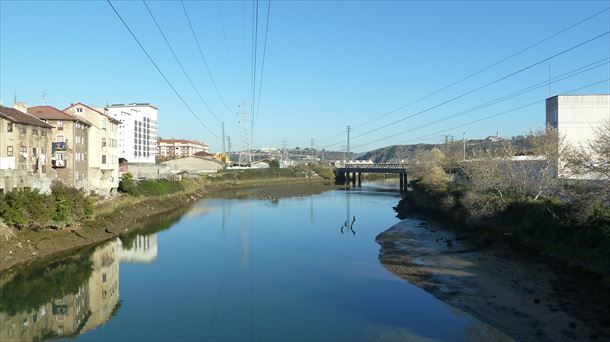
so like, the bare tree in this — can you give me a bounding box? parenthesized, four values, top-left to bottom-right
(564, 119, 610, 180)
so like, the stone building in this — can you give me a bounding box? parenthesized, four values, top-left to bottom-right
(0, 104, 56, 193)
(64, 102, 120, 196)
(28, 106, 91, 189)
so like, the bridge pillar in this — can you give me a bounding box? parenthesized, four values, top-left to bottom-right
(399, 172, 405, 191)
(357, 172, 362, 187)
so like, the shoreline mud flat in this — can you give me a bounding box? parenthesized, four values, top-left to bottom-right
(0, 178, 333, 273)
(376, 219, 610, 341)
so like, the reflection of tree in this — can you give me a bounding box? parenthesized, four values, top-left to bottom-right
(0, 256, 92, 316)
(120, 207, 187, 249)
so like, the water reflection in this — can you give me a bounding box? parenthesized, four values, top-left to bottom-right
(0, 207, 184, 342)
(0, 239, 119, 342)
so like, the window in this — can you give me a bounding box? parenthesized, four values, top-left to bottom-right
(7, 122, 13, 132)
(20, 147, 27, 160)
(102, 138, 107, 147)
(19, 126, 26, 134)
(57, 120, 64, 130)
(32, 126, 38, 135)
(7, 146, 13, 156)
(42, 129, 47, 137)
(56, 135, 65, 142)
(32, 147, 37, 157)
(102, 155, 106, 164)
(76, 107, 83, 113)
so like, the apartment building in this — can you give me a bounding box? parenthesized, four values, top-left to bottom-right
(28, 106, 91, 189)
(105, 103, 158, 164)
(158, 138, 209, 160)
(64, 102, 120, 195)
(546, 94, 610, 179)
(0, 104, 56, 193)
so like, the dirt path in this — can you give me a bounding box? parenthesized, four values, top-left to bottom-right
(376, 219, 609, 341)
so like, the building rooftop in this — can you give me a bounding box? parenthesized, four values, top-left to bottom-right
(64, 102, 122, 125)
(28, 105, 93, 126)
(0, 105, 54, 128)
(159, 138, 208, 147)
(107, 103, 159, 110)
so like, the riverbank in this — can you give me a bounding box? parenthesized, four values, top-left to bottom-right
(377, 186, 610, 341)
(0, 176, 333, 272)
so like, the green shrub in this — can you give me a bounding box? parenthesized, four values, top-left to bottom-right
(118, 173, 138, 195)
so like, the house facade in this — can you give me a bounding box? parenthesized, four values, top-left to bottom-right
(28, 106, 90, 189)
(158, 139, 209, 160)
(64, 102, 120, 195)
(0, 104, 56, 193)
(105, 103, 158, 164)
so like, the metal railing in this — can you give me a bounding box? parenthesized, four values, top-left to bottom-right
(341, 163, 408, 169)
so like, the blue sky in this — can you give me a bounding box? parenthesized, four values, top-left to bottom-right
(1, 0, 609, 153)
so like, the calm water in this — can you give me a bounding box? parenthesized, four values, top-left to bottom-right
(0, 181, 505, 341)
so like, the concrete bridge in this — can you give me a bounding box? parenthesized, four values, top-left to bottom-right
(335, 163, 409, 191)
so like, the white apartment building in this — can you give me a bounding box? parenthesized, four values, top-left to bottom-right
(546, 94, 610, 179)
(105, 103, 158, 164)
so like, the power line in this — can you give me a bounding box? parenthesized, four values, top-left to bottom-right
(143, 0, 223, 124)
(255, 0, 271, 125)
(349, 30, 610, 141)
(351, 57, 609, 150)
(349, 6, 610, 131)
(379, 78, 610, 150)
(181, 0, 235, 113)
(106, 0, 219, 139)
(317, 7, 609, 147)
(251, 0, 260, 124)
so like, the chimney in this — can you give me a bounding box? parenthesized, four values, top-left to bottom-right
(14, 102, 28, 113)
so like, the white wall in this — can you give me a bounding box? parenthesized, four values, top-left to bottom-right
(106, 104, 158, 164)
(546, 94, 610, 179)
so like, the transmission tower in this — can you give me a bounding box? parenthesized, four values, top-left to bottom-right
(238, 101, 252, 166)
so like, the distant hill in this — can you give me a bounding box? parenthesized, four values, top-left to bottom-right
(358, 137, 532, 163)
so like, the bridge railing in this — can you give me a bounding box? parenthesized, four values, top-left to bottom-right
(341, 163, 408, 169)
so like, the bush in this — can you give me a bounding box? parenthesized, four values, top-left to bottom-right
(118, 173, 138, 195)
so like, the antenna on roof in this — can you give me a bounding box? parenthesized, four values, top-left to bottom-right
(41, 89, 49, 105)
(13, 90, 17, 105)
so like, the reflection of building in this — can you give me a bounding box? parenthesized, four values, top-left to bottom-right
(0, 239, 120, 341)
(82, 239, 120, 332)
(118, 234, 158, 263)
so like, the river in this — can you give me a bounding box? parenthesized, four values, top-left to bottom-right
(0, 181, 508, 341)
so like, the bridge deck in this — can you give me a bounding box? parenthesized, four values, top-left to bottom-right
(335, 163, 408, 174)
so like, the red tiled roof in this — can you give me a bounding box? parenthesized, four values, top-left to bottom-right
(0, 105, 54, 128)
(159, 138, 208, 147)
(64, 102, 122, 125)
(28, 106, 92, 126)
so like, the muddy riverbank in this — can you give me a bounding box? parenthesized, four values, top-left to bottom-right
(376, 218, 610, 341)
(0, 177, 333, 272)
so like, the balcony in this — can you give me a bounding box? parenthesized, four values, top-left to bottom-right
(52, 159, 67, 169)
(52, 141, 68, 153)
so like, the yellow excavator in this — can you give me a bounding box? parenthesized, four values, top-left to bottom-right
(213, 153, 230, 164)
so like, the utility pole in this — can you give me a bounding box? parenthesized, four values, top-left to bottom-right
(346, 125, 351, 161)
(221, 122, 226, 155)
(227, 136, 232, 153)
(41, 89, 49, 105)
(462, 132, 466, 161)
(310, 138, 315, 157)
(238, 101, 251, 166)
